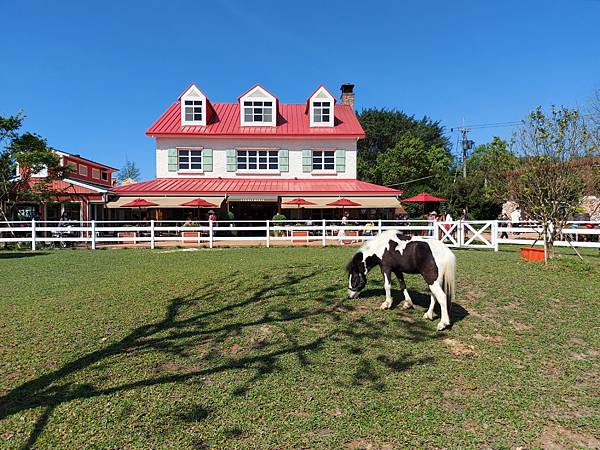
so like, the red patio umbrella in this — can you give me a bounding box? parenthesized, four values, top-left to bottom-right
(401, 192, 447, 203)
(326, 198, 362, 218)
(401, 192, 447, 216)
(282, 198, 316, 220)
(180, 198, 218, 220)
(120, 198, 159, 220)
(120, 198, 159, 208)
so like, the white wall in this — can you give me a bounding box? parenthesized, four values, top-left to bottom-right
(155, 137, 358, 179)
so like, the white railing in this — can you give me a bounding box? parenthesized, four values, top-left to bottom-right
(0, 219, 599, 251)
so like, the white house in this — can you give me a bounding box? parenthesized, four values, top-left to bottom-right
(111, 83, 402, 220)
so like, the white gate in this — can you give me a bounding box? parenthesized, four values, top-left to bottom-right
(458, 220, 497, 250)
(436, 221, 460, 247)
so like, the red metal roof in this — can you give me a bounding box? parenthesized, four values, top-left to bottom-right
(116, 178, 401, 196)
(146, 103, 364, 138)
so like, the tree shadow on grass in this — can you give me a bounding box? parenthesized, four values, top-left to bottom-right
(0, 252, 49, 259)
(0, 270, 436, 449)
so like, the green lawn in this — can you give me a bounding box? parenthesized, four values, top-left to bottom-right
(1, 246, 599, 449)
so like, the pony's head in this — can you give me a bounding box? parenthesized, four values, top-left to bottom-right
(346, 251, 367, 298)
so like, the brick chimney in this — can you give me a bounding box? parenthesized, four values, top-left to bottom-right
(340, 83, 355, 110)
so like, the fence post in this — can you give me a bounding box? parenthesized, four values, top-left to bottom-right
(150, 220, 155, 250)
(209, 220, 213, 249)
(322, 219, 327, 247)
(266, 220, 270, 248)
(493, 220, 499, 252)
(458, 220, 464, 248)
(378, 219, 382, 235)
(31, 219, 36, 251)
(91, 220, 96, 250)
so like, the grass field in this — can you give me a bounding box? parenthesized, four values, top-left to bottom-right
(1, 246, 599, 449)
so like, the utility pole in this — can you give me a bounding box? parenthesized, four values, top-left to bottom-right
(459, 128, 474, 178)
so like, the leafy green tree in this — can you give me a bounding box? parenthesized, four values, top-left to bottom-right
(357, 108, 451, 183)
(0, 113, 69, 221)
(509, 106, 597, 261)
(120, 159, 141, 182)
(443, 137, 518, 219)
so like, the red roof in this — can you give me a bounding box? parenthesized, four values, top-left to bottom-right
(146, 103, 364, 138)
(116, 178, 401, 196)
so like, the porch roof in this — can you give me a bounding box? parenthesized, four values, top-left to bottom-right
(115, 178, 402, 196)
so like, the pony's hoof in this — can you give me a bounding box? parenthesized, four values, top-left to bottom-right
(436, 321, 450, 331)
(380, 302, 391, 310)
(423, 312, 435, 320)
(401, 301, 414, 310)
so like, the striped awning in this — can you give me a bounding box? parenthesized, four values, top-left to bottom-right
(106, 195, 225, 208)
(280, 196, 401, 209)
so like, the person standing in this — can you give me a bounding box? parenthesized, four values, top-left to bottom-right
(208, 210, 218, 236)
(510, 207, 521, 236)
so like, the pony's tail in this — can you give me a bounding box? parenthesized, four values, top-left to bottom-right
(442, 249, 456, 310)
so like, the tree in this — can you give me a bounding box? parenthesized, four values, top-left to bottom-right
(443, 137, 518, 219)
(0, 113, 69, 221)
(356, 109, 453, 214)
(509, 106, 597, 262)
(120, 159, 141, 182)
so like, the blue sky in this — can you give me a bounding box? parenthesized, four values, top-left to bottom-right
(2, 0, 599, 179)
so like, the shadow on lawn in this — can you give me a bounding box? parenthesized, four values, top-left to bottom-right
(0, 270, 441, 449)
(0, 251, 49, 259)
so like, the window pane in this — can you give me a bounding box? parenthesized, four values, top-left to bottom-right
(249, 162, 257, 169)
(185, 112, 193, 121)
(185, 100, 193, 105)
(244, 101, 252, 106)
(264, 113, 272, 122)
(179, 150, 189, 156)
(259, 163, 267, 169)
(264, 101, 272, 106)
(191, 163, 201, 170)
(249, 151, 257, 157)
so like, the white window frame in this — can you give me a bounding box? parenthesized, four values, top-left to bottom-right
(309, 86, 335, 127)
(239, 86, 276, 127)
(180, 85, 207, 126)
(177, 147, 203, 173)
(242, 100, 274, 125)
(312, 149, 336, 173)
(236, 148, 279, 173)
(78, 164, 88, 176)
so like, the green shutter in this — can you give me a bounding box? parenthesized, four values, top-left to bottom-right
(302, 149, 312, 173)
(335, 149, 346, 173)
(226, 149, 236, 172)
(168, 149, 177, 172)
(278, 149, 289, 172)
(202, 149, 213, 172)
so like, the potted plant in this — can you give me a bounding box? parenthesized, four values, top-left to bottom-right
(272, 213, 286, 237)
(181, 221, 202, 244)
(118, 224, 137, 244)
(291, 222, 309, 244)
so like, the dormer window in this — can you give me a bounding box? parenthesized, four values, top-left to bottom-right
(313, 101, 331, 123)
(243, 101, 273, 123)
(180, 84, 209, 126)
(308, 85, 335, 127)
(184, 99, 203, 122)
(239, 85, 277, 127)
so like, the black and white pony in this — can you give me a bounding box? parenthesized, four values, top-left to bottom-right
(346, 230, 456, 331)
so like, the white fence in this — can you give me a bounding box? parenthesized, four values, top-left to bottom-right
(0, 219, 599, 251)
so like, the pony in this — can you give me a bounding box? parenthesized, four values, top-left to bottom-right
(346, 230, 456, 331)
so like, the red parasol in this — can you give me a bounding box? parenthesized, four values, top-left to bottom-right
(180, 198, 218, 220)
(401, 192, 447, 216)
(282, 198, 316, 220)
(120, 198, 159, 208)
(326, 198, 362, 219)
(120, 198, 159, 221)
(401, 192, 447, 203)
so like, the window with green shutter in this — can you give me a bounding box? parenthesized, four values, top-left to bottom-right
(167, 149, 177, 172)
(202, 149, 213, 172)
(278, 149, 289, 172)
(302, 149, 312, 173)
(226, 149, 236, 172)
(335, 149, 346, 173)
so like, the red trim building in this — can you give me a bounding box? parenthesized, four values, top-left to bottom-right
(111, 83, 402, 221)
